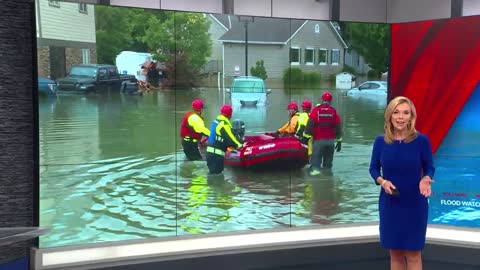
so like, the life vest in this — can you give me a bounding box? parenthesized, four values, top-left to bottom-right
(208, 117, 226, 145)
(296, 111, 311, 138)
(180, 111, 203, 141)
(310, 104, 338, 140)
(207, 115, 241, 156)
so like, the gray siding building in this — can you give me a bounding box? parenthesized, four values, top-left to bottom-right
(345, 49, 371, 75)
(212, 16, 347, 79)
(205, 14, 230, 73)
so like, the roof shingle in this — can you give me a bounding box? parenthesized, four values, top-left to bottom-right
(219, 17, 305, 43)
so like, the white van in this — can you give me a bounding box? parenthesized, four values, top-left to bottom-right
(115, 51, 153, 81)
(226, 76, 271, 106)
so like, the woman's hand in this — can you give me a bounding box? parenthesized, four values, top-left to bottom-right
(382, 180, 396, 195)
(381, 179, 396, 195)
(419, 176, 435, 197)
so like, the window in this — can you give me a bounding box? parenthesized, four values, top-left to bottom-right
(305, 48, 314, 65)
(359, 83, 380, 90)
(331, 49, 340, 65)
(290, 47, 301, 65)
(82, 49, 90, 64)
(232, 80, 265, 93)
(318, 49, 328, 65)
(108, 67, 118, 78)
(98, 69, 107, 79)
(79, 3, 88, 14)
(48, 0, 60, 7)
(70, 66, 97, 77)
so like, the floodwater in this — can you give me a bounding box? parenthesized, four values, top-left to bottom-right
(39, 83, 388, 248)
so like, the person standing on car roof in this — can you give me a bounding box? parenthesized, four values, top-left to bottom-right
(305, 92, 342, 175)
(180, 99, 210, 161)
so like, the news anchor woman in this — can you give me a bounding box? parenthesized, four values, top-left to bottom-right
(369, 96, 435, 270)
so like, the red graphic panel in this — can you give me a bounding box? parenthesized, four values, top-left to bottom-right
(391, 16, 480, 153)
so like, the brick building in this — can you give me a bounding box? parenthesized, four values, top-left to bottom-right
(36, 0, 97, 80)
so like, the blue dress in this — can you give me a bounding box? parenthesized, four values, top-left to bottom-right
(369, 133, 435, 251)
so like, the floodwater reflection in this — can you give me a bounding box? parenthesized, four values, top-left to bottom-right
(39, 87, 386, 248)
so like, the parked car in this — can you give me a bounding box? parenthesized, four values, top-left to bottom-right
(56, 64, 138, 94)
(225, 76, 271, 106)
(345, 81, 388, 99)
(38, 77, 57, 98)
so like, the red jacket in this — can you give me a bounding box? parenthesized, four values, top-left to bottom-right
(306, 104, 342, 140)
(180, 111, 207, 141)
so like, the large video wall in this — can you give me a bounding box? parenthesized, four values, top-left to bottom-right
(37, 1, 390, 248)
(391, 16, 480, 227)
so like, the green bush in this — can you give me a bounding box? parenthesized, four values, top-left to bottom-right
(305, 72, 321, 84)
(303, 72, 312, 83)
(283, 68, 323, 87)
(283, 67, 304, 85)
(250, 60, 268, 80)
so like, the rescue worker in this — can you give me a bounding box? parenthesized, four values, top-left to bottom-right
(295, 99, 313, 157)
(276, 102, 300, 135)
(206, 105, 242, 174)
(295, 100, 313, 143)
(305, 91, 342, 175)
(180, 99, 210, 161)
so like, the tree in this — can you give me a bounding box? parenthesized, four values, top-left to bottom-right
(126, 9, 169, 53)
(141, 12, 212, 88)
(163, 55, 198, 88)
(95, 6, 133, 64)
(95, 7, 212, 88)
(250, 60, 268, 80)
(339, 23, 389, 77)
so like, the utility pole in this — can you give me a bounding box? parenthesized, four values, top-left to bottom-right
(238, 16, 254, 77)
(244, 21, 248, 76)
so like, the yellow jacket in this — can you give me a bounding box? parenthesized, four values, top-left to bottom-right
(188, 113, 210, 137)
(296, 112, 311, 138)
(278, 113, 299, 134)
(208, 115, 242, 151)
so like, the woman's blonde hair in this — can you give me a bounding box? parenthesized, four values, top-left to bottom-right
(384, 96, 417, 144)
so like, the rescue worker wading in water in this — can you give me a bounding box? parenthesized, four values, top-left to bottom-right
(305, 92, 342, 175)
(275, 102, 300, 136)
(295, 99, 313, 157)
(206, 105, 242, 174)
(180, 99, 210, 161)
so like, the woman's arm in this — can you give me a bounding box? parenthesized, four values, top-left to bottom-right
(369, 136, 383, 185)
(421, 135, 435, 178)
(419, 135, 435, 197)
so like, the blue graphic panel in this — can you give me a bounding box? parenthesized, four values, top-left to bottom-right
(0, 257, 28, 270)
(429, 83, 480, 227)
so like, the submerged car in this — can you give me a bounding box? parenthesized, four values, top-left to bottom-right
(345, 81, 388, 98)
(38, 77, 57, 98)
(226, 76, 271, 106)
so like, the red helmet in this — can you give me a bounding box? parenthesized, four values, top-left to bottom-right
(322, 92, 333, 103)
(301, 99, 312, 110)
(220, 105, 233, 119)
(192, 99, 204, 111)
(287, 102, 298, 111)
